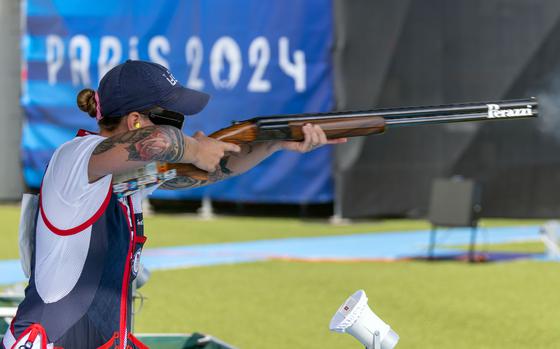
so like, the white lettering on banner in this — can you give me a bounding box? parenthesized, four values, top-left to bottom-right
(46, 35, 64, 85)
(98, 36, 122, 82)
(129, 36, 139, 61)
(42, 35, 309, 93)
(185, 36, 204, 90)
(148, 36, 170, 69)
(210, 36, 242, 90)
(487, 104, 533, 118)
(279, 37, 306, 92)
(248, 36, 271, 92)
(69, 35, 91, 86)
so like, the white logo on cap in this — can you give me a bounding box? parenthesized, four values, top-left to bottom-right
(163, 71, 178, 86)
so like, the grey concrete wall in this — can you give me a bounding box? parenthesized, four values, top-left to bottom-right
(0, 0, 24, 200)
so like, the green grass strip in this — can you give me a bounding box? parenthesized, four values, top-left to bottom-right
(136, 260, 560, 349)
(0, 203, 547, 259)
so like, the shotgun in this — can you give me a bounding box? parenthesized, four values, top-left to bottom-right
(167, 98, 537, 181)
(112, 98, 538, 195)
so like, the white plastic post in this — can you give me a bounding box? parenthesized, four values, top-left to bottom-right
(0, 0, 24, 200)
(198, 196, 215, 220)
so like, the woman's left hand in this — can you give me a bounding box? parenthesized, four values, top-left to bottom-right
(277, 123, 347, 153)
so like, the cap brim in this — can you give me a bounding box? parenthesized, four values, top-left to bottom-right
(160, 86, 210, 116)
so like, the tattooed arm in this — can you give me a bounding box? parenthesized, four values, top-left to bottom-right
(161, 124, 347, 190)
(161, 142, 276, 190)
(88, 125, 240, 183)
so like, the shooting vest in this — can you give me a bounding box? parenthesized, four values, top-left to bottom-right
(3, 131, 148, 349)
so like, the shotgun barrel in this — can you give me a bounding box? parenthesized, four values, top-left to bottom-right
(168, 97, 538, 181)
(248, 97, 537, 141)
(252, 98, 537, 124)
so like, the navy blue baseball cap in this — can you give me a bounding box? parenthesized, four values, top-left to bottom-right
(97, 60, 210, 117)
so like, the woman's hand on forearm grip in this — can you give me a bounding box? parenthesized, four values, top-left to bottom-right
(276, 123, 347, 153)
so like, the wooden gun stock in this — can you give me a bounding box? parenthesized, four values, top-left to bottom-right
(165, 98, 537, 182)
(167, 121, 258, 181)
(288, 116, 386, 139)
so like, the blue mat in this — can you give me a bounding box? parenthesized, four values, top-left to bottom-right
(0, 225, 544, 285)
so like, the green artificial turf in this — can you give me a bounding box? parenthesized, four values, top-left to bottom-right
(141, 214, 431, 248)
(136, 260, 560, 349)
(0, 203, 547, 260)
(0, 204, 557, 348)
(132, 215, 546, 251)
(449, 241, 545, 254)
(482, 241, 545, 253)
(0, 205, 23, 260)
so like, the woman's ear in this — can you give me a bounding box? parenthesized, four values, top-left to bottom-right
(126, 112, 143, 131)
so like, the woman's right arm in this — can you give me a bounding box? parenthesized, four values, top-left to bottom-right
(88, 125, 240, 183)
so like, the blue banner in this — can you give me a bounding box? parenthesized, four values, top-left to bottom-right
(23, 0, 334, 203)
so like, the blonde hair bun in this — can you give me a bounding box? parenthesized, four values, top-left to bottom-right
(76, 88, 97, 118)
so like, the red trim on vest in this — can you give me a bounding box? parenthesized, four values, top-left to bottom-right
(39, 183, 112, 236)
(134, 235, 147, 244)
(118, 197, 136, 349)
(128, 333, 150, 349)
(10, 324, 48, 349)
(76, 129, 98, 137)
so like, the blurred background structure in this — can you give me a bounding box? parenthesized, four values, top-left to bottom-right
(1, 0, 559, 218)
(5, 0, 560, 219)
(334, 0, 560, 218)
